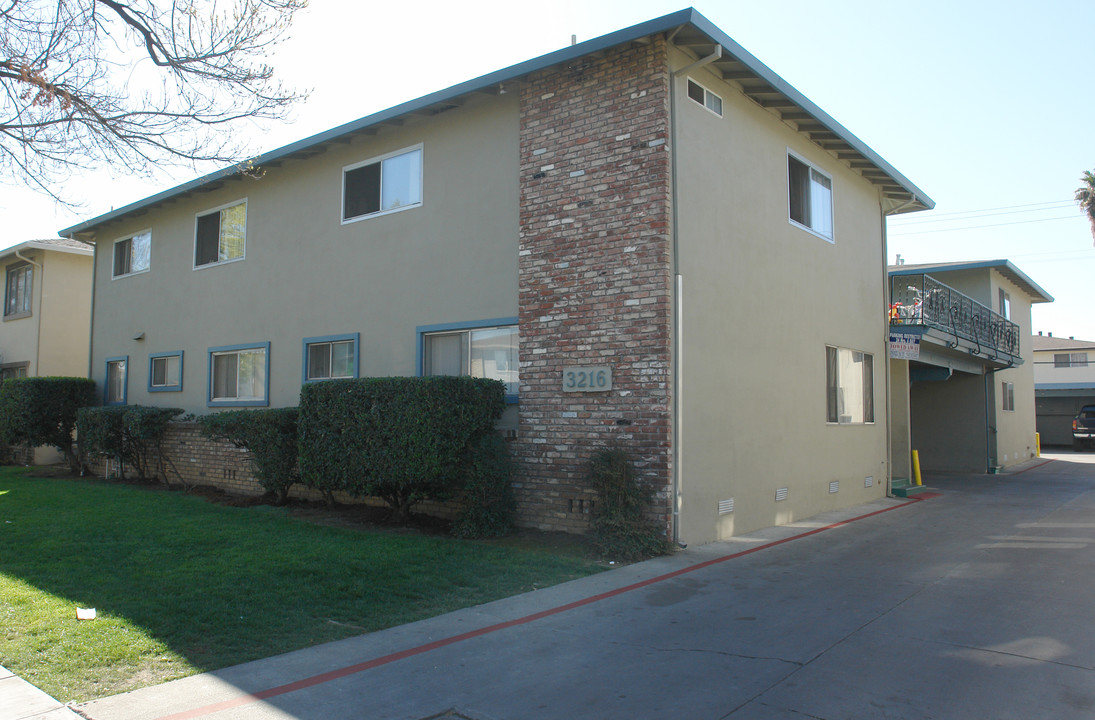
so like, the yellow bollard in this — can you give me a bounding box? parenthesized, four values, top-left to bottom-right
(1035, 433, 1041, 457)
(912, 449, 923, 487)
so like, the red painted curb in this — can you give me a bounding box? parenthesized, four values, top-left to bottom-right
(153, 495, 934, 720)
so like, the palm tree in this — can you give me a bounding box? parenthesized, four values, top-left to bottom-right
(1077, 169, 1095, 245)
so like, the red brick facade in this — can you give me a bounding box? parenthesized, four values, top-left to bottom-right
(514, 38, 675, 533)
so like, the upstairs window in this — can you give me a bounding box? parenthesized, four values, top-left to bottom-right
(421, 322, 518, 398)
(4, 263, 32, 319)
(826, 346, 874, 424)
(1054, 352, 1088, 368)
(1002, 381, 1015, 412)
(195, 201, 246, 268)
(686, 78, 723, 116)
(0, 362, 28, 381)
(788, 154, 834, 241)
(998, 289, 1011, 320)
(113, 230, 151, 278)
(343, 146, 423, 223)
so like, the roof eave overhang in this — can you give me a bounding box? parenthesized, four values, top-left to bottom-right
(60, 7, 932, 238)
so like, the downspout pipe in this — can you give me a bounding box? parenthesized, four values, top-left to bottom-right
(666, 39, 722, 546)
(984, 367, 999, 473)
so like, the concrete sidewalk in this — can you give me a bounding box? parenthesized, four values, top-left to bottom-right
(9, 453, 1095, 719)
(0, 664, 81, 720)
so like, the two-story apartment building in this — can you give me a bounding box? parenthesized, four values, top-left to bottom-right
(887, 260, 1052, 477)
(1031, 333, 1095, 446)
(60, 9, 932, 545)
(0, 238, 94, 462)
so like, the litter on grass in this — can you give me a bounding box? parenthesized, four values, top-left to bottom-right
(76, 608, 96, 620)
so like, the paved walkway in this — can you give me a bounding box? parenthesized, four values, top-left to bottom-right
(7, 452, 1095, 719)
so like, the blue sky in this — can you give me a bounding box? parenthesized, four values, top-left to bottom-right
(3, 0, 1092, 337)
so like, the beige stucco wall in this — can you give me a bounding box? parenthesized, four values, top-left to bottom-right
(889, 359, 912, 482)
(0, 248, 92, 376)
(670, 48, 889, 543)
(37, 250, 94, 377)
(0, 254, 40, 375)
(88, 94, 519, 413)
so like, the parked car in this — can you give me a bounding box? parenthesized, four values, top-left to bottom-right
(1073, 405, 1095, 451)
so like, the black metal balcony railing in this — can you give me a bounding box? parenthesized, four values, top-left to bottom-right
(889, 274, 1021, 359)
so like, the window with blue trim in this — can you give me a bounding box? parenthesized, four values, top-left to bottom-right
(148, 351, 183, 392)
(303, 334, 359, 382)
(105, 356, 128, 405)
(208, 342, 269, 406)
(421, 323, 518, 398)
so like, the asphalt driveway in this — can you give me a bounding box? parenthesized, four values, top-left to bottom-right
(70, 452, 1095, 720)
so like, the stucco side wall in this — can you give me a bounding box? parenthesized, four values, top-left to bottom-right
(37, 251, 93, 377)
(889, 359, 912, 481)
(989, 274, 1037, 467)
(672, 46, 888, 543)
(0, 252, 42, 375)
(88, 94, 520, 412)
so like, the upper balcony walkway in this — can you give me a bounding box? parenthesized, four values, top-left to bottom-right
(889, 273, 1022, 369)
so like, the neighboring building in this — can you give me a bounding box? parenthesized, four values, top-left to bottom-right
(0, 238, 95, 462)
(887, 260, 1052, 476)
(1031, 333, 1095, 446)
(59, 9, 932, 545)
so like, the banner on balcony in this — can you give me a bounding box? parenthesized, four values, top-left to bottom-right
(889, 333, 921, 360)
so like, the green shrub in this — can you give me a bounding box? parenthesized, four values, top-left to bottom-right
(586, 446, 671, 561)
(299, 376, 505, 519)
(0, 377, 95, 472)
(200, 408, 299, 504)
(77, 406, 183, 481)
(452, 433, 516, 539)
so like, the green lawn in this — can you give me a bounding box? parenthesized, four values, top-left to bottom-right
(0, 467, 604, 702)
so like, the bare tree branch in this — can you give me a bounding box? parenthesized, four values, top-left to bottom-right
(0, 0, 308, 204)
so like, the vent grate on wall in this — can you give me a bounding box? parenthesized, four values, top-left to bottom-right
(829, 480, 840, 494)
(718, 498, 734, 515)
(775, 487, 789, 502)
(864, 476, 874, 488)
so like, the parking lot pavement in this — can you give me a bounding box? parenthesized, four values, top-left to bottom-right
(14, 454, 1095, 719)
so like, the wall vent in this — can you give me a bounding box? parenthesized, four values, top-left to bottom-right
(775, 487, 789, 502)
(864, 476, 874, 488)
(829, 480, 840, 494)
(718, 498, 734, 515)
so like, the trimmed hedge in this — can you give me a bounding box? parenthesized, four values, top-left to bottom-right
(451, 433, 516, 538)
(77, 405, 183, 481)
(299, 376, 505, 519)
(0, 377, 95, 472)
(200, 408, 300, 503)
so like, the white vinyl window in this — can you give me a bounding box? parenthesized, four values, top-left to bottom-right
(343, 146, 423, 223)
(1002, 381, 1015, 412)
(788, 154, 834, 241)
(686, 78, 723, 116)
(998, 289, 1011, 320)
(113, 231, 151, 278)
(195, 201, 246, 267)
(826, 346, 874, 424)
(423, 325, 518, 396)
(209, 344, 268, 405)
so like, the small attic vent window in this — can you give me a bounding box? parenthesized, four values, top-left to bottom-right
(687, 79, 723, 116)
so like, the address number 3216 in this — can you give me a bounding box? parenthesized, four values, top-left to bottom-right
(562, 366, 612, 392)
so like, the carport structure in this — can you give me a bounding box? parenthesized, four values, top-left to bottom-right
(887, 260, 1053, 483)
